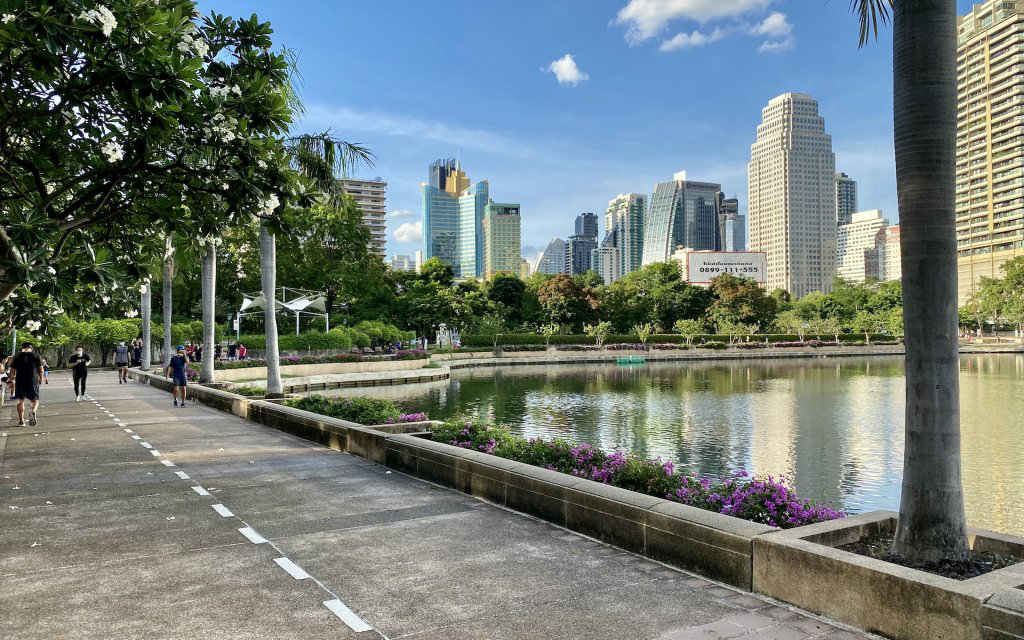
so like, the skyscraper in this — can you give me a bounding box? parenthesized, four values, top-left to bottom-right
(482, 202, 522, 280)
(534, 238, 567, 275)
(642, 172, 722, 265)
(837, 210, 889, 283)
(718, 195, 747, 252)
(565, 212, 598, 275)
(603, 193, 646, 276)
(835, 173, 858, 226)
(865, 225, 902, 282)
(337, 177, 388, 258)
(749, 93, 837, 297)
(421, 159, 488, 280)
(955, 0, 1024, 304)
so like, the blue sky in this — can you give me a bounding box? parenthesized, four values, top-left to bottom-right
(204, 0, 979, 261)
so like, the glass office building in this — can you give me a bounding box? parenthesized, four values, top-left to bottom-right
(642, 171, 722, 265)
(421, 159, 488, 280)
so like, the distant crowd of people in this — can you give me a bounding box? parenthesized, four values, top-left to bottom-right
(178, 341, 247, 362)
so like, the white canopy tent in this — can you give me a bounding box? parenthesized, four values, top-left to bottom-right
(235, 287, 329, 337)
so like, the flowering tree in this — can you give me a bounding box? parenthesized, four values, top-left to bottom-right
(0, 0, 305, 328)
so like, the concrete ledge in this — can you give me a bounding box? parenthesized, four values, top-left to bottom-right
(753, 511, 1024, 640)
(984, 588, 1024, 639)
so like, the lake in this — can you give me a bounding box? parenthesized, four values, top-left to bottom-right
(319, 354, 1024, 536)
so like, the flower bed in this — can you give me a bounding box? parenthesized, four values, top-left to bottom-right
(431, 418, 844, 529)
(286, 395, 429, 427)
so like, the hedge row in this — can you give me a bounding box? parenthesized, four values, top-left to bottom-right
(461, 333, 894, 347)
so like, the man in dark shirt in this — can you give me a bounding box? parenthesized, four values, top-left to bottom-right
(69, 346, 91, 401)
(11, 342, 43, 427)
(114, 340, 131, 384)
(165, 345, 190, 407)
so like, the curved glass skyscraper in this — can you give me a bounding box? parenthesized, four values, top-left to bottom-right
(641, 171, 722, 265)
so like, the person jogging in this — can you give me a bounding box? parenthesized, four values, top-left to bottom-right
(114, 340, 131, 384)
(69, 346, 91, 401)
(165, 345, 189, 407)
(10, 342, 44, 427)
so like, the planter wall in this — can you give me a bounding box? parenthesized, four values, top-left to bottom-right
(753, 512, 1024, 640)
(211, 358, 428, 382)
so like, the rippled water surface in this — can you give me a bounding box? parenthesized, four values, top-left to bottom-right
(322, 354, 1024, 535)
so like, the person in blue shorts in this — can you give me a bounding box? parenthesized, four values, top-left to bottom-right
(165, 345, 190, 407)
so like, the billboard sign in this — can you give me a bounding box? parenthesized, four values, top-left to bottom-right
(686, 252, 767, 285)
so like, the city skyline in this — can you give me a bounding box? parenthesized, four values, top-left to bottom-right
(193, 0, 969, 260)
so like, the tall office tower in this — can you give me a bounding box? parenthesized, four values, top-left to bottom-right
(749, 92, 837, 297)
(592, 243, 622, 285)
(837, 210, 889, 282)
(718, 195, 747, 252)
(642, 172, 722, 265)
(481, 202, 522, 280)
(337, 177, 388, 258)
(518, 259, 532, 279)
(835, 173, 858, 226)
(865, 225, 903, 282)
(421, 159, 488, 279)
(414, 250, 424, 273)
(956, 1, 1024, 304)
(565, 212, 599, 274)
(429, 158, 458, 190)
(604, 193, 646, 276)
(534, 238, 567, 275)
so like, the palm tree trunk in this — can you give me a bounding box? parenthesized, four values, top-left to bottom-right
(200, 239, 216, 384)
(162, 236, 174, 368)
(261, 223, 283, 398)
(141, 280, 152, 371)
(891, 0, 970, 565)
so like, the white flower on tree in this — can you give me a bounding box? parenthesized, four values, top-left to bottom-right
(2, 14, 15, 23)
(47, 266, 56, 275)
(24, 320, 42, 332)
(259, 194, 279, 217)
(78, 6, 117, 37)
(101, 140, 124, 162)
(125, 309, 139, 318)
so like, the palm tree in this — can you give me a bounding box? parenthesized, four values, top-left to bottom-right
(260, 222, 284, 398)
(199, 239, 216, 384)
(161, 235, 175, 368)
(140, 279, 152, 371)
(854, 0, 969, 565)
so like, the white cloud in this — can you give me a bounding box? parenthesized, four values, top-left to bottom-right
(545, 54, 589, 86)
(393, 221, 422, 243)
(750, 11, 792, 38)
(758, 36, 795, 54)
(389, 209, 416, 220)
(616, 0, 773, 43)
(659, 26, 729, 51)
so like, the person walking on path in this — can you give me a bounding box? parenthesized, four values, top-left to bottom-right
(238, 344, 247, 360)
(165, 345, 189, 408)
(132, 340, 143, 368)
(41, 357, 49, 384)
(114, 340, 131, 384)
(68, 346, 91, 401)
(9, 342, 44, 427)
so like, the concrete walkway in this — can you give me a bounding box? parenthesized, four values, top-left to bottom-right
(1, 372, 872, 640)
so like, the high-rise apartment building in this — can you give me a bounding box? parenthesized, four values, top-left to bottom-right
(603, 193, 646, 276)
(593, 244, 622, 285)
(835, 173, 858, 226)
(421, 159, 488, 280)
(481, 202, 522, 280)
(956, 1, 1024, 304)
(865, 225, 902, 282)
(338, 177, 388, 258)
(565, 212, 599, 275)
(643, 171, 722, 265)
(837, 210, 889, 282)
(718, 195, 747, 252)
(749, 93, 837, 297)
(390, 255, 414, 272)
(518, 259, 532, 280)
(534, 238, 567, 275)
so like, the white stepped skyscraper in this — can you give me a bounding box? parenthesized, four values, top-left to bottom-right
(748, 93, 837, 297)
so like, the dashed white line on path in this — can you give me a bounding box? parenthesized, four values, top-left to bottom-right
(323, 599, 373, 633)
(273, 557, 311, 580)
(191, 486, 210, 497)
(238, 527, 268, 544)
(124, 428, 133, 433)
(211, 504, 234, 517)
(161, 460, 175, 467)
(130, 435, 141, 440)
(140, 442, 152, 449)
(150, 450, 161, 457)
(174, 471, 190, 479)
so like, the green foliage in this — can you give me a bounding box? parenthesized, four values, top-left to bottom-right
(600, 262, 711, 333)
(286, 395, 400, 425)
(631, 322, 654, 345)
(230, 385, 265, 397)
(672, 319, 706, 346)
(708, 274, 777, 330)
(583, 321, 613, 349)
(537, 274, 599, 331)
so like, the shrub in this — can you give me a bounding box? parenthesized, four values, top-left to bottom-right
(286, 395, 401, 425)
(396, 349, 429, 360)
(383, 412, 429, 424)
(431, 418, 844, 529)
(231, 385, 264, 397)
(697, 341, 728, 350)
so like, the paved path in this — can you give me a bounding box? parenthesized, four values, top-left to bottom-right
(1, 372, 873, 640)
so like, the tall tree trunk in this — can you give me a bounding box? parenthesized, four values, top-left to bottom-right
(141, 280, 152, 371)
(261, 223, 283, 398)
(200, 239, 216, 384)
(162, 236, 175, 368)
(891, 0, 970, 565)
